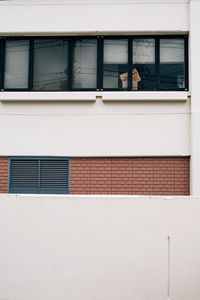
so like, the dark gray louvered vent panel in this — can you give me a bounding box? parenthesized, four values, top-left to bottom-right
(40, 160, 69, 192)
(10, 160, 38, 192)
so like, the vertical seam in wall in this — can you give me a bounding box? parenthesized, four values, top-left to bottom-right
(111, 157, 113, 195)
(89, 158, 91, 195)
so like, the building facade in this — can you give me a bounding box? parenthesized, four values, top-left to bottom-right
(0, 0, 199, 195)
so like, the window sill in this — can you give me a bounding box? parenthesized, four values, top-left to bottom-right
(0, 91, 190, 102)
(102, 91, 190, 102)
(0, 92, 97, 102)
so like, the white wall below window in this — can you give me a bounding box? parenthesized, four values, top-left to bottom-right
(0, 194, 199, 300)
(0, 96, 190, 156)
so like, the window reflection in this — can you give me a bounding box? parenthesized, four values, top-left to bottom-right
(4, 40, 29, 89)
(132, 39, 155, 90)
(33, 39, 68, 91)
(103, 39, 128, 89)
(160, 39, 185, 89)
(72, 39, 97, 89)
(2, 36, 187, 91)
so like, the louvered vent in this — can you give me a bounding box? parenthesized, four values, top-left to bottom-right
(40, 160, 69, 192)
(10, 159, 38, 192)
(9, 158, 69, 194)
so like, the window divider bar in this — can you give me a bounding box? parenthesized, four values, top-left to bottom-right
(68, 39, 73, 91)
(0, 38, 5, 90)
(185, 35, 189, 91)
(128, 37, 132, 91)
(155, 36, 160, 91)
(97, 37, 103, 90)
(28, 39, 34, 91)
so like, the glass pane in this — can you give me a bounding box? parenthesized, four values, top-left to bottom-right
(160, 38, 185, 89)
(33, 39, 68, 91)
(72, 39, 97, 89)
(133, 39, 155, 90)
(4, 40, 29, 89)
(103, 39, 128, 89)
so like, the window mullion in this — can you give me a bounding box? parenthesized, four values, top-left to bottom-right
(97, 36, 103, 91)
(28, 39, 34, 91)
(128, 37, 132, 91)
(184, 35, 189, 91)
(68, 39, 73, 91)
(155, 36, 160, 91)
(0, 38, 5, 91)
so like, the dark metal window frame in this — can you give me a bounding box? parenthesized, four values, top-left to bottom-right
(0, 35, 188, 92)
(8, 157, 70, 194)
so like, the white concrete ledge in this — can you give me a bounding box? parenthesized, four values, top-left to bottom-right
(102, 91, 190, 101)
(0, 91, 190, 102)
(0, 92, 97, 102)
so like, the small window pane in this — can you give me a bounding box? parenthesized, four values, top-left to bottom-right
(103, 39, 128, 89)
(72, 39, 97, 89)
(4, 40, 29, 89)
(33, 39, 68, 91)
(160, 38, 185, 89)
(133, 39, 156, 90)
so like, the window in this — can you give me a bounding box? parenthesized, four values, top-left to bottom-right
(9, 158, 70, 194)
(132, 38, 156, 91)
(103, 39, 128, 90)
(4, 40, 29, 89)
(72, 39, 97, 89)
(33, 39, 68, 91)
(0, 36, 188, 91)
(160, 38, 185, 89)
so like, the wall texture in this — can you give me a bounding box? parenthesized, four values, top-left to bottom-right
(70, 157, 190, 195)
(0, 194, 199, 300)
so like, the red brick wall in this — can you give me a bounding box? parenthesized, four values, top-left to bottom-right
(70, 157, 190, 195)
(0, 157, 8, 193)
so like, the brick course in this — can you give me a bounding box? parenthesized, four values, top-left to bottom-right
(0, 157, 8, 193)
(70, 157, 190, 195)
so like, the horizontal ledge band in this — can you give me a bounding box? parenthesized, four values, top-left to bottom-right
(0, 91, 190, 102)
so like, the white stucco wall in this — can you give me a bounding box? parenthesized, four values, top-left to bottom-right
(190, 0, 200, 195)
(0, 94, 190, 156)
(0, 194, 200, 300)
(0, 0, 189, 35)
(0, 0, 191, 157)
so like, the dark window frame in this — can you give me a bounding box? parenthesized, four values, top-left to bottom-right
(0, 35, 188, 92)
(8, 157, 70, 194)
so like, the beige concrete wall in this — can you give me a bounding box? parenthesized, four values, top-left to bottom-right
(0, 0, 189, 34)
(0, 194, 199, 300)
(0, 0, 190, 157)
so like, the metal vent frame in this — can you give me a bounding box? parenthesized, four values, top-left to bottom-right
(9, 157, 70, 194)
